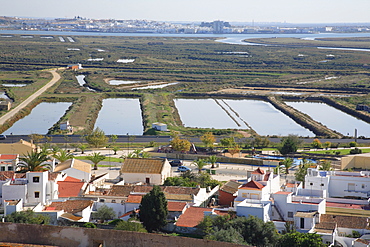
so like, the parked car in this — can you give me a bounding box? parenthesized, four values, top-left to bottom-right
(0, 135, 6, 140)
(177, 166, 191, 172)
(169, 159, 183, 166)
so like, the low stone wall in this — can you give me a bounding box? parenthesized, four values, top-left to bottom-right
(0, 223, 247, 247)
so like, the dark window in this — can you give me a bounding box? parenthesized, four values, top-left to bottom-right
(300, 218, 305, 228)
(0, 166, 5, 171)
(34, 192, 40, 198)
(309, 182, 313, 186)
(320, 183, 324, 186)
(111, 200, 116, 203)
(7, 166, 13, 171)
(33, 177, 40, 183)
(146, 178, 150, 184)
(288, 211, 293, 218)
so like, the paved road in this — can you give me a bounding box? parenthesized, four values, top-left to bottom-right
(0, 69, 61, 126)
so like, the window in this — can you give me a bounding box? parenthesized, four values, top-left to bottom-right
(7, 166, 13, 171)
(242, 193, 248, 198)
(320, 183, 324, 186)
(300, 218, 305, 229)
(309, 182, 313, 186)
(33, 177, 40, 183)
(145, 178, 150, 184)
(99, 199, 105, 202)
(362, 184, 365, 189)
(0, 166, 5, 171)
(111, 200, 116, 203)
(34, 192, 40, 198)
(288, 211, 293, 218)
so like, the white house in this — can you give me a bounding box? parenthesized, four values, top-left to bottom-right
(42, 199, 94, 223)
(0, 154, 19, 172)
(152, 122, 167, 131)
(54, 158, 91, 182)
(120, 158, 171, 185)
(305, 168, 370, 198)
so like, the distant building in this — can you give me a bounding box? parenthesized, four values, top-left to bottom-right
(60, 121, 72, 132)
(0, 101, 11, 111)
(152, 122, 167, 131)
(67, 64, 82, 70)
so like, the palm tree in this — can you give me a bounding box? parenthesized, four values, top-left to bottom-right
(50, 145, 61, 156)
(112, 146, 120, 155)
(192, 159, 207, 174)
(86, 152, 106, 170)
(281, 158, 294, 174)
(207, 155, 219, 168)
(53, 149, 74, 162)
(18, 150, 50, 172)
(78, 143, 88, 154)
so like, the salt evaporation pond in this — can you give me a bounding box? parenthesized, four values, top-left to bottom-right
(286, 101, 370, 137)
(175, 99, 314, 136)
(132, 82, 178, 90)
(108, 80, 142, 85)
(3, 102, 72, 135)
(95, 98, 143, 135)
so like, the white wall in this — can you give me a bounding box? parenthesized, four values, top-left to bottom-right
(26, 171, 48, 204)
(236, 200, 271, 222)
(64, 168, 90, 182)
(122, 173, 162, 185)
(2, 182, 27, 204)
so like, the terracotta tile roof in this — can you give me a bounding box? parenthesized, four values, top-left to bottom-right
(108, 185, 201, 198)
(48, 172, 61, 181)
(275, 191, 292, 195)
(168, 201, 187, 212)
(57, 179, 85, 198)
(54, 159, 91, 173)
(0, 154, 18, 159)
(0, 171, 25, 181)
(126, 194, 142, 203)
(176, 207, 229, 228)
(252, 167, 264, 174)
(47, 200, 93, 214)
(263, 172, 270, 181)
(240, 180, 264, 190)
(315, 222, 337, 231)
(320, 214, 370, 229)
(108, 185, 136, 197)
(64, 176, 81, 182)
(326, 202, 364, 210)
(286, 183, 296, 188)
(59, 213, 83, 222)
(220, 181, 242, 194)
(120, 158, 166, 174)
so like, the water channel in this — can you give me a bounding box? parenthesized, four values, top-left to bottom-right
(285, 101, 370, 137)
(3, 102, 72, 135)
(94, 98, 143, 135)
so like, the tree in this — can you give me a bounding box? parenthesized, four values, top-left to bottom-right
(50, 145, 61, 156)
(5, 209, 50, 224)
(85, 127, 108, 148)
(112, 146, 120, 155)
(211, 227, 245, 244)
(251, 136, 270, 149)
(53, 149, 74, 162)
(220, 137, 236, 148)
(208, 155, 219, 168)
(115, 220, 147, 233)
(278, 232, 325, 247)
(110, 134, 118, 143)
(170, 136, 191, 152)
(28, 134, 44, 146)
(93, 205, 116, 223)
(281, 157, 294, 174)
(200, 132, 216, 150)
(86, 152, 106, 170)
(295, 159, 313, 184)
(139, 185, 168, 232)
(192, 158, 207, 174)
(228, 145, 241, 157)
(311, 138, 322, 149)
(18, 150, 50, 172)
(319, 160, 332, 171)
(277, 135, 302, 155)
(323, 141, 331, 149)
(78, 143, 87, 154)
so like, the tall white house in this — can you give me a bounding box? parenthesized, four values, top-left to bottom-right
(305, 168, 370, 198)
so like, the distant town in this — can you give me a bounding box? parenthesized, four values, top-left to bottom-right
(1, 16, 370, 34)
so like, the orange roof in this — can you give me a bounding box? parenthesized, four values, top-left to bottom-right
(64, 176, 81, 182)
(240, 180, 264, 190)
(47, 200, 93, 213)
(168, 201, 187, 212)
(0, 171, 25, 181)
(286, 183, 296, 188)
(275, 191, 292, 195)
(0, 154, 18, 160)
(176, 207, 228, 228)
(57, 180, 84, 198)
(252, 167, 264, 175)
(126, 194, 142, 203)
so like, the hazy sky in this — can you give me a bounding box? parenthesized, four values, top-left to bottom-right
(2, 0, 369, 23)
